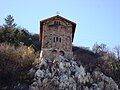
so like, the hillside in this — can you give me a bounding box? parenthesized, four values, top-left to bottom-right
(0, 15, 120, 89)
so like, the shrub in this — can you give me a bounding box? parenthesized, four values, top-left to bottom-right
(0, 43, 38, 89)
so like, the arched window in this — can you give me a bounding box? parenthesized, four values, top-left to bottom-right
(59, 51, 65, 56)
(52, 50, 57, 54)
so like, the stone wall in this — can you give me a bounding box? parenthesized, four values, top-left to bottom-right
(40, 17, 73, 59)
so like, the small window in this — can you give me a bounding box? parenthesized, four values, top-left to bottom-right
(56, 21, 58, 25)
(59, 38, 61, 42)
(58, 22, 60, 25)
(53, 37, 55, 42)
(54, 21, 57, 25)
(56, 37, 58, 42)
(54, 21, 60, 25)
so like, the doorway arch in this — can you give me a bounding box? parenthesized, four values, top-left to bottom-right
(52, 50, 57, 54)
(59, 51, 65, 56)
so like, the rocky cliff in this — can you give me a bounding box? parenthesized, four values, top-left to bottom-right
(29, 56, 119, 90)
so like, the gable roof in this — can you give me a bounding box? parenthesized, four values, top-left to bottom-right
(40, 15, 76, 42)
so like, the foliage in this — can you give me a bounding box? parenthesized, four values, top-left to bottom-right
(0, 43, 38, 89)
(73, 45, 120, 88)
(73, 46, 101, 72)
(0, 15, 120, 89)
(0, 15, 40, 51)
(0, 15, 41, 89)
(3, 15, 17, 30)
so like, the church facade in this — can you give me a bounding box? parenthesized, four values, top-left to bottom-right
(40, 15, 76, 59)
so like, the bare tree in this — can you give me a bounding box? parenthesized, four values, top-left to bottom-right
(92, 43, 101, 54)
(114, 45, 120, 60)
(92, 43, 108, 54)
(100, 43, 108, 52)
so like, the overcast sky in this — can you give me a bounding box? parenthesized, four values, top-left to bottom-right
(0, 0, 120, 49)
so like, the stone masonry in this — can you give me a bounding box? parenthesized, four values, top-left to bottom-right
(40, 15, 76, 59)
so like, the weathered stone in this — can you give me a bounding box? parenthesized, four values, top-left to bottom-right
(35, 69, 44, 78)
(40, 15, 76, 59)
(84, 86, 89, 90)
(97, 81, 104, 90)
(30, 82, 39, 90)
(29, 56, 119, 90)
(92, 71, 119, 90)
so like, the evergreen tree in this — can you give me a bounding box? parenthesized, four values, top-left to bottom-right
(3, 15, 17, 30)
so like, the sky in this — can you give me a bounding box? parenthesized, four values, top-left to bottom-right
(0, 0, 120, 50)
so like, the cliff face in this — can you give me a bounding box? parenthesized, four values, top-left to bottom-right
(29, 56, 118, 90)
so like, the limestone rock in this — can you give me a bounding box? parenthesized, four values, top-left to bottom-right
(29, 56, 119, 90)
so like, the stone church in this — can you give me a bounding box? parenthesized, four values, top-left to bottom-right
(40, 15, 76, 59)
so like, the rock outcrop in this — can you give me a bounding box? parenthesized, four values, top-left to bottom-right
(29, 56, 119, 90)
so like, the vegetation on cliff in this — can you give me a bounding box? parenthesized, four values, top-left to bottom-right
(0, 15, 120, 89)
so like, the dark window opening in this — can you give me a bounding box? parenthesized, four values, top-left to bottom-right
(56, 37, 58, 42)
(59, 51, 65, 56)
(53, 37, 61, 42)
(52, 50, 57, 53)
(52, 50, 57, 54)
(58, 22, 60, 25)
(59, 38, 61, 42)
(54, 21, 57, 25)
(53, 37, 55, 42)
(57, 21, 58, 25)
(54, 21, 60, 25)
